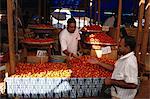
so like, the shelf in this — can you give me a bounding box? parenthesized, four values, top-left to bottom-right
(85, 41, 117, 46)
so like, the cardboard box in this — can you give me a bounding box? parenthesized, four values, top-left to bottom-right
(27, 56, 48, 63)
(90, 46, 117, 60)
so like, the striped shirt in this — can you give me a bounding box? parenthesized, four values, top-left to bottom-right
(111, 52, 138, 99)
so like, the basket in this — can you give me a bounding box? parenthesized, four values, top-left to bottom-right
(90, 46, 117, 60)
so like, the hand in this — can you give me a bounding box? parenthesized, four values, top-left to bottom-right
(72, 53, 79, 59)
(87, 58, 99, 65)
(78, 48, 83, 53)
(68, 53, 78, 59)
(104, 77, 112, 86)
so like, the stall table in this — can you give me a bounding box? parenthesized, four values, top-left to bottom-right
(21, 40, 55, 60)
(6, 77, 110, 98)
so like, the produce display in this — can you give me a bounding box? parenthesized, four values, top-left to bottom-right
(85, 32, 116, 45)
(68, 55, 116, 78)
(28, 24, 54, 29)
(11, 63, 71, 78)
(11, 54, 116, 78)
(22, 38, 55, 44)
(81, 25, 102, 32)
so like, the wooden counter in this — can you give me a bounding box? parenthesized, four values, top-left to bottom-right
(22, 40, 55, 60)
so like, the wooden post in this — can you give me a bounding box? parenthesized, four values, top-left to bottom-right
(140, 0, 150, 63)
(136, 0, 145, 61)
(7, 0, 16, 75)
(78, 9, 81, 28)
(116, 0, 122, 45)
(90, 0, 93, 25)
(43, 0, 47, 19)
(84, 0, 87, 26)
(98, 0, 101, 25)
(94, 0, 97, 24)
(38, 0, 41, 16)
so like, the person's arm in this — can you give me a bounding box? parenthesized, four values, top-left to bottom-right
(87, 58, 114, 71)
(63, 50, 74, 57)
(59, 31, 70, 56)
(105, 78, 137, 89)
(77, 29, 82, 52)
(63, 50, 78, 58)
(63, 50, 70, 56)
(97, 61, 114, 71)
(78, 40, 83, 53)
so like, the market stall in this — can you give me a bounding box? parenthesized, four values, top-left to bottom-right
(2, 0, 149, 98)
(6, 56, 115, 98)
(81, 25, 117, 60)
(21, 37, 55, 57)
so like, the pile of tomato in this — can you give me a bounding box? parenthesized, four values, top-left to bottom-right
(30, 24, 54, 29)
(11, 63, 71, 78)
(11, 55, 116, 78)
(69, 55, 116, 78)
(81, 25, 102, 31)
(85, 32, 116, 44)
(22, 38, 54, 43)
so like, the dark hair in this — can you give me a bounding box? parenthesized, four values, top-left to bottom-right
(120, 27, 128, 38)
(67, 17, 76, 24)
(124, 36, 136, 51)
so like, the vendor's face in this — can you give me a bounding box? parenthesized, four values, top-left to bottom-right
(118, 38, 128, 55)
(67, 23, 76, 33)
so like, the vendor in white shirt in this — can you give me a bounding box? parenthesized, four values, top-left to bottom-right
(88, 36, 138, 99)
(103, 14, 117, 27)
(59, 17, 81, 57)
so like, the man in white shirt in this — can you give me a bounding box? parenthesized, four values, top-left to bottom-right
(103, 15, 116, 27)
(88, 36, 138, 99)
(59, 17, 81, 57)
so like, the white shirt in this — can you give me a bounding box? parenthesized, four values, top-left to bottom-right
(111, 52, 138, 99)
(59, 28, 80, 56)
(103, 16, 115, 27)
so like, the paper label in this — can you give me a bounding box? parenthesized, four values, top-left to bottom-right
(102, 46, 111, 54)
(36, 50, 47, 57)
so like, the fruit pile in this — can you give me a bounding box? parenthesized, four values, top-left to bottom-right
(85, 32, 116, 45)
(22, 38, 54, 43)
(68, 55, 116, 78)
(11, 56, 116, 78)
(81, 25, 102, 32)
(11, 63, 71, 78)
(29, 24, 54, 29)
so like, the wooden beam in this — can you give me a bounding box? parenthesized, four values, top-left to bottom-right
(94, 0, 97, 23)
(116, 0, 122, 45)
(136, 0, 145, 60)
(140, 0, 150, 63)
(90, 0, 93, 25)
(7, 0, 16, 75)
(98, 0, 101, 24)
(38, 0, 42, 16)
(43, 0, 47, 19)
(84, 0, 87, 26)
